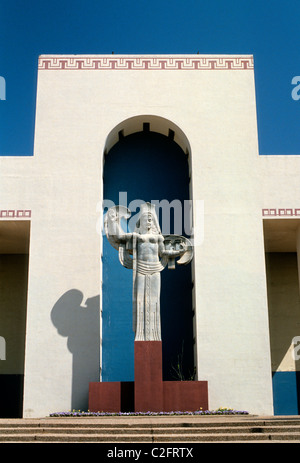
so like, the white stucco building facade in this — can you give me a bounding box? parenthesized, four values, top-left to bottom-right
(1, 54, 300, 417)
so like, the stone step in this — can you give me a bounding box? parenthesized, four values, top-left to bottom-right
(2, 418, 300, 428)
(1, 431, 300, 443)
(1, 417, 300, 443)
(1, 425, 300, 434)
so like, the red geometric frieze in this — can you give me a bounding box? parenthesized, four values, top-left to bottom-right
(39, 55, 254, 71)
(262, 208, 300, 217)
(0, 209, 31, 219)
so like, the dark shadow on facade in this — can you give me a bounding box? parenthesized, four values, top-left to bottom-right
(51, 289, 100, 411)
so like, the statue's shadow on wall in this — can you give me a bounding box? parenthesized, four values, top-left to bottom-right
(51, 289, 100, 411)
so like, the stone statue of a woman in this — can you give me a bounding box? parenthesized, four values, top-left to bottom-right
(104, 202, 193, 341)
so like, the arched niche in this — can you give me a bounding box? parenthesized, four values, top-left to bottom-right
(103, 115, 191, 158)
(101, 115, 195, 383)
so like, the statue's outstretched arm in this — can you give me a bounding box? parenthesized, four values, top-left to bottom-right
(104, 206, 132, 250)
(160, 245, 186, 257)
(160, 235, 193, 267)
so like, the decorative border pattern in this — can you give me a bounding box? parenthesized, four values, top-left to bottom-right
(262, 208, 300, 217)
(38, 56, 253, 71)
(0, 210, 31, 219)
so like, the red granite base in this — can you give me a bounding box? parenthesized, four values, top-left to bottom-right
(89, 381, 121, 413)
(163, 380, 208, 412)
(89, 341, 208, 413)
(134, 341, 164, 412)
(89, 381, 134, 413)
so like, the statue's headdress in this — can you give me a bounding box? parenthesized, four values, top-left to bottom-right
(135, 202, 161, 234)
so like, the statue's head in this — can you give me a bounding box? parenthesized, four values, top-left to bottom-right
(135, 202, 161, 235)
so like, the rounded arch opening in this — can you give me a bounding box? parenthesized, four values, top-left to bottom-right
(104, 115, 192, 158)
(101, 116, 194, 384)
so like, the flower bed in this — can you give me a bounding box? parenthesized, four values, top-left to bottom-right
(50, 407, 249, 417)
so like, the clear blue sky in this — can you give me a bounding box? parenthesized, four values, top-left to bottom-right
(1, 0, 300, 155)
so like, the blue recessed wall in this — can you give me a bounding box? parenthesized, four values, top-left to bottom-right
(102, 131, 194, 382)
(272, 371, 300, 415)
(265, 252, 300, 415)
